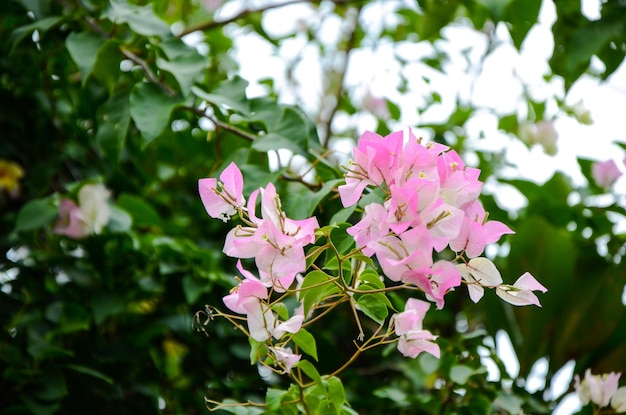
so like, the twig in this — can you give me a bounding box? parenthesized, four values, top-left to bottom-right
(178, 0, 311, 37)
(318, 5, 363, 148)
(119, 47, 176, 96)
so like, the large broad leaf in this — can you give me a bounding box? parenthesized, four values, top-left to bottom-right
(14, 198, 58, 232)
(157, 51, 208, 96)
(281, 179, 343, 220)
(191, 76, 250, 114)
(129, 82, 183, 147)
(92, 40, 121, 94)
(96, 92, 130, 163)
(65, 31, 104, 83)
(10, 15, 62, 45)
(503, 0, 542, 50)
(104, 0, 170, 37)
(292, 329, 318, 361)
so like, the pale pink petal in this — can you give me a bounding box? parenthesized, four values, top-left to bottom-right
(272, 314, 304, 339)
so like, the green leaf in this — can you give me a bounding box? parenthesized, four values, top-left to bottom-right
(292, 329, 318, 361)
(449, 364, 484, 385)
(182, 276, 211, 304)
(129, 82, 183, 147)
(503, 0, 542, 50)
(10, 15, 62, 45)
(295, 360, 323, 388)
(157, 51, 208, 96)
(66, 364, 114, 385)
(355, 293, 389, 325)
(104, 0, 171, 37)
(96, 92, 130, 163)
(299, 270, 340, 317)
(191, 76, 250, 114)
(266, 388, 285, 412)
(282, 179, 343, 220)
(252, 106, 321, 157)
(117, 193, 162, 227)
(65, 31, 104, 83)
(357, 269, 385, 290)
(91, 294, 125, 324)
(14, 198, 58, 232)
(325, 376, 346, 410)
(92, 40, 121, 94)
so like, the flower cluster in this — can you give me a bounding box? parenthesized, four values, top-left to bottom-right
(340, 129, 546, 313)
(198, 129, 547, 375)
(54, 183, 111, 239)
(575, 369, 626, 413)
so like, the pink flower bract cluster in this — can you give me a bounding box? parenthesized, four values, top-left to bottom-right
(340, 129, 517, 309)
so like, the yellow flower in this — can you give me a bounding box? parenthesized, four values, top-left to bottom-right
(0, 159, 24, 196)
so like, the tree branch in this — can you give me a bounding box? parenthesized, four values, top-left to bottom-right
(318, 5, 362, 148)
(178, 0, 311, 37)
(119, 47, 177, 97)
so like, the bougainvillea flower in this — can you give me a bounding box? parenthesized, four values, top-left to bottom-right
(222, 182, 318, 292)
(269, 346, 301, 374)
(495, 272, 547, 307)
(347, 203, 390, 256)
(54, 199, 88, 239)
(592, 159, 622, 190)
(338, 130, 403, 207)
(393, 298, 439, 359)
(243, 302, 303, 342)
(575, 369, 621, 408)
(222, 260, 268, 314)
(375, 226, 434, 282)
(449, 200, 513, 257)
(198, 162, 246, 222)
(54, 183, 111, 239)
(611, 387, 626, 412)
(456, 257, 503, 303)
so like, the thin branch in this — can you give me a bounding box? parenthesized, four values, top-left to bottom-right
(182, 106, 257, 141)
(119, 47, 176, 96)
(178, 0, 311, 37)
(318, 5, 363, 148)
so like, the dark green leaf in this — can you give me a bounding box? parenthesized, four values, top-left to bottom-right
(104, 0, 171, 37)
(14, 198, 58, 232)
(292, 329, 318, 361)
(129, 82, 183, 147)
(117, 193, 162, 227)
(65, 31, 104, 83)
(96, 92, 130, 163)
(295, 360, 323, 388)
(355, 293, 389, 325)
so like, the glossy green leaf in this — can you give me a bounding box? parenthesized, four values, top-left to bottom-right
(96, 92, 130, 163)
(503, 0, 542, 50)
(355, 293, 389, 325)
(117, 193, 162, 227)
(300, 270, 340, 317)
(295, 360, 323, 388)
(66, 364, 114, 385)
(92, 40, 121, 94)
(14, 198, 58, 232)
(65, 31, 104, 83)
(104, 0, 170, 37)
(325, 376, 346, 409)
(10, 15, 62, 45)
(191, 77, 250, 114)
(252, 106, 321, 157)
(157, 51, 208, 96)
(293, 329, 318, 361)
(129, 82, 183, 147)
(281, 179, 343, 220)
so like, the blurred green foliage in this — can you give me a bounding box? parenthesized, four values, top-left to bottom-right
(2, 0, 626, 414)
